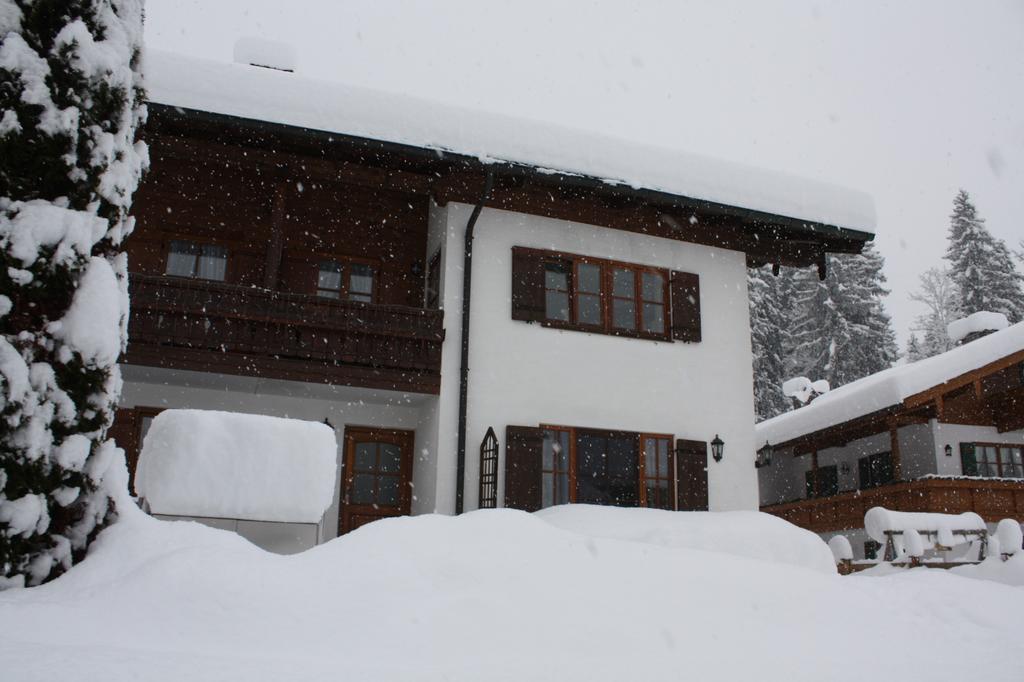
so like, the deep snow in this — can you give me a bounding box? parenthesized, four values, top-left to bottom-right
(1, 496, 1022, 681)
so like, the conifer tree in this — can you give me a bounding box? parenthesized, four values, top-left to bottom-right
(906, 333, 924, 362)
(748, 265, 793, 421)
(1, 0, 146, 587)
(786, 243, 897, 388)
(944, 189, 1023, 323)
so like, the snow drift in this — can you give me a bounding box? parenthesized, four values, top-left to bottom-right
(2, 501, 1023, 681)
(135, 409, 337, 523)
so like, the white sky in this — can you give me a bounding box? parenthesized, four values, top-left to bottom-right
(145, 0, 1024, 348)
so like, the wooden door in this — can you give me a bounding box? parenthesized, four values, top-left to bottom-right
(676, 439, 709, 511)
(340, 427, 414, 534)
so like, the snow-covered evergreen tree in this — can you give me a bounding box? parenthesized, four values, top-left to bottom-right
(748, 265, 793, 421)
(0, 0, 147, 587)
(905, 333, 924, 362)
(909, 266, 960, 358)
(944, 189, 1023, 323)
(786, 243, 897, 388)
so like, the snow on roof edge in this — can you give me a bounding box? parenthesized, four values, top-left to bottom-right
(143, 49, 876, 234)
(756, 322, 1024, 447)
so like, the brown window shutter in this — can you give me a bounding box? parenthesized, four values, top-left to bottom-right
(504, 425, 545, 511)
(670, 271, 701, 342)
(511, 247, 545, 322)
(675, 439, 709, 511)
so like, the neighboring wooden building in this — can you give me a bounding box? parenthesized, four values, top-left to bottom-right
(112, 49, 875, 543)
(757, 324, 1024, 559)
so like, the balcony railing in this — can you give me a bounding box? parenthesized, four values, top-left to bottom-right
(127, 273, 444, 392)
(761, 477, 1024, 533)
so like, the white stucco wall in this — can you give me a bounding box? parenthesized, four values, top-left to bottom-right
(120, 366, 428, 539)
(758, 424, 936, 506)
(434, 202, 759, 513)
(931, 422, 1024, 476)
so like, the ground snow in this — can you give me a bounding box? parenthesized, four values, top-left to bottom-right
(1, 504, 1022, 681)
(135, 410, 337, 523)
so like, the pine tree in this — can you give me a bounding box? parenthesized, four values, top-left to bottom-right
(787, 243, 898, 388)
(906, 333, 924, 362)
(748, 265, 793, 421)
(944, 189, 1024, 323)
(1, 1, 146, 587)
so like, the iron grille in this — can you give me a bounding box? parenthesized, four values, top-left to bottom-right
(479, 427, 499, 508)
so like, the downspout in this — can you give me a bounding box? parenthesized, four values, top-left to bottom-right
(455, 169, 495, 514)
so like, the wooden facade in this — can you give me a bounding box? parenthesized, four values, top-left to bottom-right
(762, 478, 1024, 533)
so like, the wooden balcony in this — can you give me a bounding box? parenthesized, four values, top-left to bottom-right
(761, 478, 1024, 533)
(124, 273, 444, 393)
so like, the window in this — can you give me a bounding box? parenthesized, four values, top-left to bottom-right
(858, 452, 894, 489)
(165, 240, 227, 281)
(536, 252, 669, 338)
(641, 435, 674, 510)
(535, 426, 675, 510)
(971, 443, 1024, 478)
(425, 250, 441, 309)
(805, 465, 839, 498)
(541, 427, 572, 508)
(317, 259, 375, 303)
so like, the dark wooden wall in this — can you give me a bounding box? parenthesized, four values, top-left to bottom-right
(129, 134, 431, 307)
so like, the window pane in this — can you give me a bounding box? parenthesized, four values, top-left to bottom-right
(577, 263, 601, 293)
(196, 245, 227, 281)
(349, 263, 374, 296)
(612, 268, 635, 298)
(379, 444, 401, 473)
(557, 432, 570, 470)
(542, 472, 554, 508)
(557, 471, 569, 504)
(577, 293, 601, 325)
(542, 433, 555, 470)
(1009, 447, 1022, 465)
(658, 439, 669, 474)
(613, 299, 636, 330)
(642, 303, 665, 334)
(642, 272, 664, 302)
(545, 291, 570, 321)
(354, 443, 376, 471)
(378, 475, 400, 505)
(318, 261, 343, 293)
(545, 263, 568, 290)
(351, 474, 375, 504)
(349, 293, 372, 303)
(166, 240, 197, 277)
(644, 437, 657, 476)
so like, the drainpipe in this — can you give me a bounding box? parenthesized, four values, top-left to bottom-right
(455, 169, 495, 515)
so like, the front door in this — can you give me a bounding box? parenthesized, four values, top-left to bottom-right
(339, 427, 414, 534)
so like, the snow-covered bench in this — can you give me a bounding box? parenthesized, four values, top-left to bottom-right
(864, 507, 989, 564)
(135, 409, 337, 554)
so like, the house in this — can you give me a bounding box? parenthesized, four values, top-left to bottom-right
(109, 48, 876, 543)
(757, 322, 1024, 560)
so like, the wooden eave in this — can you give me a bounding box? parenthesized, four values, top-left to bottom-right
(774, 348, 1024, 455)
(145, 103, 873, 268)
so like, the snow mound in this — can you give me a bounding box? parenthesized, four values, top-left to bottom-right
(864, 507, 985, 546)
(947, 311, 1010, 343)
(536, 505, 836, 573)
(135, 409, 337, 523)
(2, 504, 1024, 681)
(828, 535, 853, 562)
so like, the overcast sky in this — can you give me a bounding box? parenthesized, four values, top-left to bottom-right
(146, 0, 1024, 348)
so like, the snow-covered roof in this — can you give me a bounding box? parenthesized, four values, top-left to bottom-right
(757, 322, 1024, 446)
(144, 49, 876, 234)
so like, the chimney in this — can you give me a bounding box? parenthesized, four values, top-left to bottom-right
(947, 311, 1009, 345)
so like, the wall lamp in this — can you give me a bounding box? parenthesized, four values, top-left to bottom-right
(711, 435, 724, 463)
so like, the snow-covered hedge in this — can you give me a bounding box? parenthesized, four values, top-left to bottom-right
(135, 410, 337, 523)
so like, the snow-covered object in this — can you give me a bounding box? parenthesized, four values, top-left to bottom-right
(903, 529, 924, 558)
(536, 505, 836, 574)
(232, 36, 297, 71)
(3, 505, 1024, 680)
(947, 311, 1009, 343)
(864, 507, 985, 546)
(135, 410, 337, 523)
(828, 535, 853, 562)
(757, 322, 1024, 445)
(144, 49, 875, 234)
(782, 377, 830, 405)
(996, 519, 1023, 556)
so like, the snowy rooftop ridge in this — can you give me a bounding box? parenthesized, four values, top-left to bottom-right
(756, 322, 1024, 447)
(143, 48, 876, 234)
